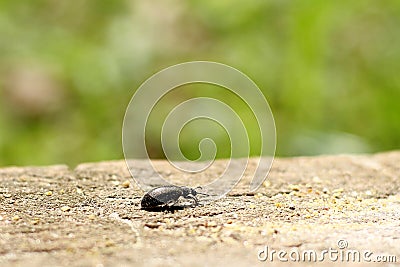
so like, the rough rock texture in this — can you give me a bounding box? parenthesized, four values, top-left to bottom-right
(0, 151, 399, 266)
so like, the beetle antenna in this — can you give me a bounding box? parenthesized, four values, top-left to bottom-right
(194, 186, 211, 196)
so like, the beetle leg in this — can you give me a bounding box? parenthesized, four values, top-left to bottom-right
(187, 195, 199, 207)
(165, 196, 182, 207)
(169, 199, 180, 206)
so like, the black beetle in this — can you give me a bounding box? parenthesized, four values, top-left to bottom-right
(140, 185, 208, 209)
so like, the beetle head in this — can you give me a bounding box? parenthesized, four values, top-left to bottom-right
(181, 187, 196, 197)
(182, 186, 209, 197)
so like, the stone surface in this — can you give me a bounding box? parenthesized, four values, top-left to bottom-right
(1, 151, 399, 266)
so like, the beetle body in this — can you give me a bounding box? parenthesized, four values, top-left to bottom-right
(140, 186, 201, 209)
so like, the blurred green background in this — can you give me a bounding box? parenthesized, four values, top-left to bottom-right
(1, 1, 400, 167)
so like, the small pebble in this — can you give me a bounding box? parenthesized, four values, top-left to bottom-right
(31, 219, 40, 225)
(45, 191, 53, 196)
(333, 188, 344, 193)
(61, 206, 71, 212)
(263, 180, 271, 187)
(289, 184, 300, 191)
(105, 241, 115, 247)
(12, 215, 20, 221)
(206, 221, 217, 227)
(122, 180, 131, 188)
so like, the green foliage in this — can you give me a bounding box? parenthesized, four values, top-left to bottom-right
(1, 1, 399, 166)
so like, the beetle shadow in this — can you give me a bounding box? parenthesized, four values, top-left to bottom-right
(141, 204, 197, 212)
